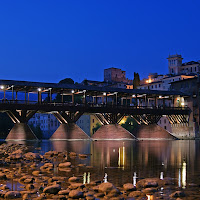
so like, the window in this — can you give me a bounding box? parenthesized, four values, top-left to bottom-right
(164, 119, 166, 124)
(152, 85, 153, 89)
(164, 126, 167, 130)
(159, 84, 161, 87)
(191, 67, 192, 72)
(92, 119, 94, 123)
(195, 67, 197, 72)
(155, 85, 157, 88)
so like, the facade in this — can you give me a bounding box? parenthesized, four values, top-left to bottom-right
(29, 113, 100, 138)
(104, 68, 133, 85)
(28, 113, 59, 139)
(167, 54, 200, 75)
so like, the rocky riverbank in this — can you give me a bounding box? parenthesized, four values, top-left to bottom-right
(0, 143, 198, 199)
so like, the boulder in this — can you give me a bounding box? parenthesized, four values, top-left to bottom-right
(43, 184, 61, 194)
(68, 190, 84, 198)
(5, 191, 21, 199)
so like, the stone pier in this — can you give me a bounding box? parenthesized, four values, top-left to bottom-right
(91, 124, 136, 140)
(133, 124, 177, 140)
(50, 123, 90, 140)
(6, 123, 37, 140)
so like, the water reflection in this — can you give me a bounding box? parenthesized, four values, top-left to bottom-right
(4, 139, 200, 188)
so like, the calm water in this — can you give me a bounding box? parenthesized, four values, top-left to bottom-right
(5, 139, 200, 190)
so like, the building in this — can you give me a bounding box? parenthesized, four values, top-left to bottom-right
(28, 113, 59, 139)
(167, 54, 200, 75)
(104, 67, 133, 85)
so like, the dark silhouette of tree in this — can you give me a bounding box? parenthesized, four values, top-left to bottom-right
(0, 113, 13, 139)
(133, 72, 140, 89)
(83, 79, 88, 85)
(59, 78, 74, 84)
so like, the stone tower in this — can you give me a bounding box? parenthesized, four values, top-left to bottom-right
(167, 54, 183, 75)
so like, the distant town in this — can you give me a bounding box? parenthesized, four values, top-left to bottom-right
(23, 54, 200, 139)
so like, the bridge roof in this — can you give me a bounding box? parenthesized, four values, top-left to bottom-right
(0, 79, 189, 97)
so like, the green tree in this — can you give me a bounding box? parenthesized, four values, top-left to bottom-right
(92, 123, 101, 134)
(121, 117, 138, 133)
(133, 72, 140, 89)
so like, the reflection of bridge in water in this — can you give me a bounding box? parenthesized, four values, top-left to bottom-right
(0, 79, 191, 140)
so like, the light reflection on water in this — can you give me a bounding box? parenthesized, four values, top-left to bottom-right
(4, 139, 200, 188)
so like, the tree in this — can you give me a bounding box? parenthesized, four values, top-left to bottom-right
(92, 123, 101, 134)
(121, 117, 138, 133)
(0, 113, 14, 139)
(59, 78, 74, 84)
(133, 72, 140, 89)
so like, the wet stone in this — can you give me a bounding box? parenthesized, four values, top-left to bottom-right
(68, 189, 84, 198)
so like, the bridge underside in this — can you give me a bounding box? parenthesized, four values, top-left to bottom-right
(4, 109, 191, 140)
(51, 111, 90, 140)
(6, 110, 38, 140)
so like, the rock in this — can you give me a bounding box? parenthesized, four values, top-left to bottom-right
(128, 191, 146, 198)
(68, 190, 84, 198)
(25, 184, 35, 191)
(0, 185, 10, 190)
(32, 171, 42, 176)
(23, 152, 41, 160)
(69, 183, 85, 189)
(78, 154, 88, 159)
(123, 183, 136, 191)
(0, 172, 7, 180)
(98, 182, 115, 193)
(5, 191, 21, 199)
(169, 191, 186, 198)
(58, 189, 70, 195)
(43, 184, 61, 194)
(69, 152, 77, 157)
(94, 192, 105, 198)
(136, 178, 160, 189)
(68, 176, 80, 183)
(58, 162, 71, 168)
(142, 187, 157, 194)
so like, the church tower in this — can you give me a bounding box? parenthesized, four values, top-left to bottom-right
(167, 54, 183, 75)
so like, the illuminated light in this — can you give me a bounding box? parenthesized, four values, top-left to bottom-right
(182, 161, 186, 189)
(159, 96, 162, 99)
(132, 94, 136, 98)
(103, 92, 106, 96)
(87, 172, 90, 184)
(0, 85, 4, 90)
(83, 90, 86, 92)
(103, 173, 108, 183)
(181, 102, 184, 106)
(118, 147, 121, 167)
(178, 168, 181, 187)
(160, 172, 164, 180)
(71, 90, 75, 93)
(146, 80, 149, 83)
(133, 172, 137, 186)
(38, 88, 42, 92)
(83, 172, 86, 184)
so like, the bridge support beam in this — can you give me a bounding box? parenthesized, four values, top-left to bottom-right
(50, 111, 90, 140)
(92, 113, 136, 140)
(6, 110, 38, 140)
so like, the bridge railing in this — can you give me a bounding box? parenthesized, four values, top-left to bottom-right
(0, 99, 190, 111)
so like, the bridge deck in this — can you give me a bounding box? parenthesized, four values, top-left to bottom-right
(0, 100, 190, 115)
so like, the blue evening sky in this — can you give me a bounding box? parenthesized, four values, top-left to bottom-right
(0, 0, 200, 83)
